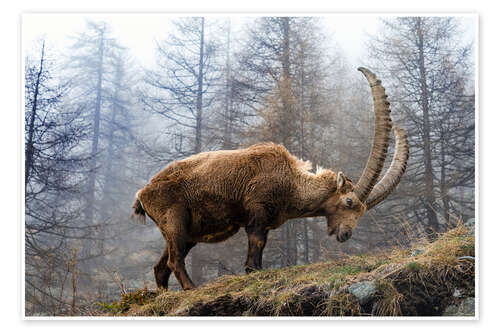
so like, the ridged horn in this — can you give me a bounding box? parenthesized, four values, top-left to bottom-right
(354, 67, 393, 202)
(366, 124, 410, 210)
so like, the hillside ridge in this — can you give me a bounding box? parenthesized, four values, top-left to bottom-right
(98, 223, 475, 317)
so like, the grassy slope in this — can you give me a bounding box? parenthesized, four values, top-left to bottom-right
(99, 224, 475, 316)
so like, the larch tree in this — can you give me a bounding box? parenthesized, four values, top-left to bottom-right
(65, 21, 139, 292)
(140, 17, 222, 285)
(66, 21, 125, 225)
(25, 39, 90, 315)
(234, 17, 341, 267)
(366, 17, 474, 239)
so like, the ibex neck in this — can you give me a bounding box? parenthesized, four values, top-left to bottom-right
(289, 169, 337, 218)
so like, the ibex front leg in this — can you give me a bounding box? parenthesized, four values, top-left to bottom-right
(244, 206, 269, 273)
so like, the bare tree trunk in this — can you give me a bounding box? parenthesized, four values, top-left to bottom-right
(290, 221, 297, 265)
(311, 220, 321, 262)
(440, 138, 450, 224)
(303, 221, 309, 264)
(85, 30, 105, 224)
(223, 21, 234, 149)
(97, 61, 123, 259)
(191, 17, 205, 285)
(282, 17, 291, 80)
(297, 54, 310, 264)
(68, 250, 78, 316)
(25, 41, 45, 190)
(416, 18, 440, 237)
(278, 17, 296, 267)
(101, 62, 123, 214)
(280, 226, 288, 266)
(81, 30, 105, 272)
(194, 17, 205, 155)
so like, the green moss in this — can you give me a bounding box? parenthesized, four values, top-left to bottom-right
(98, 301, 129, 315)
(341, 265, 363, 275)
(407, 261, 422, 272)
(99, 288, 158, 315)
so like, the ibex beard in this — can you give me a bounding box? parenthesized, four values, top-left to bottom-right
(131, 67, 409, 291)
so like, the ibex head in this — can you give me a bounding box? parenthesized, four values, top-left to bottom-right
(316, 68, 409, 243)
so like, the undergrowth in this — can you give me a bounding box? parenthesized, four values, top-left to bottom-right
(97, 223, 475, 317)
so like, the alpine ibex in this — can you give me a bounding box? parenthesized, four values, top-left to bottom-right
(131, 68, 409, 290)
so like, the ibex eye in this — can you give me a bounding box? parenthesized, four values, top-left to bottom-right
(346, 198, 353, 207)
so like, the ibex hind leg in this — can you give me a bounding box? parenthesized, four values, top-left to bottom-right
(155, 242, 196, 290)
(154, 247, 171, 290)
(166, 240, 197, 290)
(162, 205, 197, 290)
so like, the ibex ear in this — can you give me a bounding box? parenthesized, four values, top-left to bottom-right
(337, 172, 345, 190)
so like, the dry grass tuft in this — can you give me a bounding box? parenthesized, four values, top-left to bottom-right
(374, 280, 403, 316)
(102, 223, 474, 317)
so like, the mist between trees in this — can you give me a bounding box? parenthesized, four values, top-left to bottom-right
(24, 16, 475, 316)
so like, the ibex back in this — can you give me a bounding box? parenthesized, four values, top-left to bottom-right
(131, 68, 409, 290)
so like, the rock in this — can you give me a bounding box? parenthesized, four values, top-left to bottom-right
(443, 304, 459, 316)
(443, 297, 475, 316)
(411, 249, 423, 257)
(465, 218, 475, 227)
(348, 281, 376, 305)
(465, 218, 475, 234)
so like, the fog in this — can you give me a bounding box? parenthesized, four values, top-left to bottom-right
(23, 14, 475, 315)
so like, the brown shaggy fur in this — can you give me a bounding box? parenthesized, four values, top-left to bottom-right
(132, 143, 365, 290)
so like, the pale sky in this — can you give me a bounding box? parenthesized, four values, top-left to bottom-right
(22, 13, 476, 68)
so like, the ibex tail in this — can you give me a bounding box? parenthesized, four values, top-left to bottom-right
(131, 191, 146, 224)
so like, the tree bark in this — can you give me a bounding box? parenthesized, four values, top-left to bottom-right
(82, 29, 105, 268)
(101, 61, 123, 214)
(416, 18, 440, 237)
(191, 17, 205, 285)
(303, 220, 309, 264)
(440, 138, 450, 224)
(25, 41, 45, 191)
(223, 21, 234, 149)
(311, 219, 322, 262)
(85, 30, 105, 224)
(194, 17, 205, 155)
(278, 17, 297, 267)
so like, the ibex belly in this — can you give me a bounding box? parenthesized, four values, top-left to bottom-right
(197, 224, 240, 243)
(188, 199, 246, 243)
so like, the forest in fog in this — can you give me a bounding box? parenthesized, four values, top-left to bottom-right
(24, 16, 475, 315)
